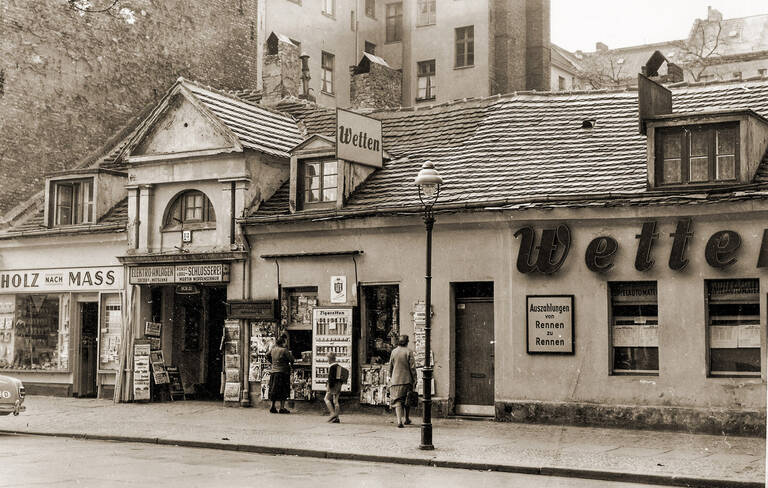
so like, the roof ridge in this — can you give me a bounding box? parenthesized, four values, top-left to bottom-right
(179, 78, 295, 121)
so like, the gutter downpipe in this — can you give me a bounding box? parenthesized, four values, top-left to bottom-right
(240, 222, 253, 407)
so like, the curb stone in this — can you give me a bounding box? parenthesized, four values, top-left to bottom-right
(1, 429, 761, 488)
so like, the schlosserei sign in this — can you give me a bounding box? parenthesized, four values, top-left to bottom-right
(129, 263, 230, 285)
(0, 266, 123, 292)
(336, 108, 383, 168)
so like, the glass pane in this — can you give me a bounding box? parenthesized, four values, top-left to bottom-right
(612, 347, 658, 372)
(689, 156, 709, 182)
(323, 175, 337, 189)
(717, 128, 736, 155)
(324, 160, 337, 175)
(690, 130, 708, 157)
(418, 77, 427, 98)
(306, 163, 319, 177)
(7, 294, 63, 371)
(711, 348, 760, 373)
(363, 285, 400, 364)
(662, 133, 681, 158)
(323, 188, 337, 202)
(717, 155, 735, 180)
(306, 189, 320, 203)
(467, 48, 474, 66)
(662, 158, 681, 183)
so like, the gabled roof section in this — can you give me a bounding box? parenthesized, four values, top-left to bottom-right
(291, 134, 335, 153)
(124, 78, 303, 161)
(249, 79, 768, 221)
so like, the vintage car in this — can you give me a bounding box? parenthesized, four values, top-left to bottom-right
(0, 374, 25, 416)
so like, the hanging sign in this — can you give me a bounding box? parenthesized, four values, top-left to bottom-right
(336, 108, 383, 168)
(175, 284, 200, 295)
(227, 300, 277, 320)
(330, 276, 347, 303)
(526, 295, 574, 354)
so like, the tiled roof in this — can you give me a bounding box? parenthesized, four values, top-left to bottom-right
(251, 79, 768, 219)
(0, 198, 128, 239)
(182, 80, 303, 158)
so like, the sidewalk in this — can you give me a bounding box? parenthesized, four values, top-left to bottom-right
(1, 396, 764, 488)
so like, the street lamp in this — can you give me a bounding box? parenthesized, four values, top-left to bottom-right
(414, 161, 443, 451)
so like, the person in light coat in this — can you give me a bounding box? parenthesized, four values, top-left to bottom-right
(388, 335, 417, 428)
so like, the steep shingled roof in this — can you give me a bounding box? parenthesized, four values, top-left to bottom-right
(251, 79, 768, 219)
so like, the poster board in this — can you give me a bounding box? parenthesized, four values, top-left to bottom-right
(133, 341, 151, 401)
(166, 366, 185, 400)
(223, 320, 241, 403)
(150, 350, 169, 384)
(249, 322, 276, 382)
(311, 307, 353, 392)
(98, 295, 122, 372)
(526, 295, 575, 354)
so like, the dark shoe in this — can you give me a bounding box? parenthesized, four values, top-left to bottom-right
(278, 408, 290, 414)
(269, 407, 277, 414)
(397, 423, 404, 428)
(327, 415, 337, 422)
(404, 419, 412, 425)
(331, 417, 340, 423)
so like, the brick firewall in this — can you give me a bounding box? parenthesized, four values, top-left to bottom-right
(0, 0, 261, 215)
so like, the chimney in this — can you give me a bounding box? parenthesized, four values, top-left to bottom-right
(525, 0, 551, 91)
(638, 52, 672, 135)
(707, 6, 723, 22)
(262, 32, 301, 106)
(595, 41, 609, 51)
(350, 53, 402, 109)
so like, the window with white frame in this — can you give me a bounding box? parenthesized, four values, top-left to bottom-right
(417, 60, 436, 100)
(321, 51, 334, 94)
(656, 123, 738, 186)
(455, 25, 474, 67)
(301, 159, 338, 207)
(322, 0, 335, 16)
(52, 178, 94, 226)
(707, 279, 760, 377)
(386, 3, 402, 42)
(417, 0, 436, 26)
(163, 190, 216, 228)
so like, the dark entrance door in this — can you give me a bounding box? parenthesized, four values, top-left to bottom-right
(455, 283, 494, 413)
(204, 287, 227, 399)
(77, 302, 99, 397)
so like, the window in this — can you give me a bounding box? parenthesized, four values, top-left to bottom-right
(321, 51, 334, 94)
(0, 294, 67, 371)
(386, 3, 402, 43)
(282, 287, 318, 360)
(417, 0, 436, 26)
(301, 159, 338, 207)
(364, 41, 376, 55)
(417, 60, 436, 100)
(759, 68, 767, 77)
(707, 279, 760, 377)
(365, 0, 375, 17)
(52, 179, 94, 226)
(322, 0, 334, 16)
(361, 285, 400, 364)
(656, 124, 738, 186)
(350, 10, 356, 30)
(610, 282, 659, 375)
(455, 26, 474, 67)
(164, 190, 216, 228)
(558, 76, 566, 90)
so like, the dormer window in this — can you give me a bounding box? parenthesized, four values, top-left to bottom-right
(53, 178, 94, 226)
(164, 190, 216, 229)
(656, 123, 738, 186)
(300, 159, 337, 208)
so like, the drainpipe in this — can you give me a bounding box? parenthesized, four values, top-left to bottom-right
(239, 223, 253, 407)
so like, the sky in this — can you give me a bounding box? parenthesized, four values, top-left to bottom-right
(551, 1, 768, 52)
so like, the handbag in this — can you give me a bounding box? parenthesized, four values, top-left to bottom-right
(406, 390, 419, 407)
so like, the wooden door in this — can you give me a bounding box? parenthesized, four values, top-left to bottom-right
(455, 299, 494, 406)
(77, 302, 98, 397)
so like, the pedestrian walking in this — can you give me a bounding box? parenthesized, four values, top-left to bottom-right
(267, 334, 294, 414)
(324, 352, 346, 423)
(388, 334, 417, 428)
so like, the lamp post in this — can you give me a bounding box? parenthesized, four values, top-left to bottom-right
(414, 161, 443, 451)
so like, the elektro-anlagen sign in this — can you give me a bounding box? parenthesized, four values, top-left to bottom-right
(0, 266, 123, 292)
(336, 108, 383, 168)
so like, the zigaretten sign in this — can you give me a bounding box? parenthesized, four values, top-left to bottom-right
(336, 108, 382, 168)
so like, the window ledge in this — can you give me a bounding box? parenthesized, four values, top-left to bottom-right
(365, 14, 376, 20)
(416, 22, 436, 28)
(321, 11, 336, 20)
(415, 97, 436, 103)
(653, 180, 739, 191)
(454, 64, 475, 70)
(320, 90, 336, 97)
(162, 222, 217, 232)
(384, 40, 402, 45)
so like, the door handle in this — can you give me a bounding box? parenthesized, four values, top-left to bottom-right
(470, 373, 486, 379)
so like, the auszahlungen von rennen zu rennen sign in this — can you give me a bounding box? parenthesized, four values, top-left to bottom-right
(516, 217, 768, 274)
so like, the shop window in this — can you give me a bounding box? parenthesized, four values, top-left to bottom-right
(51, 178, 94, 226)
(98, 294, 122, 372)
(386, 3, 402, 43)
(283, 287, 317, 360)
(655, 123, 738, 186)
(163, 190, 216, 229)
(417, 0, 436, 26)
(417, 60, 436, 101)
(365, 0, 375, 18)
(321, 51, 334, 94)
(707, 279, 760, 377)
(299, 159, 338, 209)
(361, 285, 399, 365)
(0, 294, 68, 371)
(455, 26, 474, 67)
(610, 282, 659, 375)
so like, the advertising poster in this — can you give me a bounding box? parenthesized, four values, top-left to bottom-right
(133, 342, 151, 401)
(526, 295, 574, 354)
(311, 307, 353, 392)
(330, 276, 347, 304)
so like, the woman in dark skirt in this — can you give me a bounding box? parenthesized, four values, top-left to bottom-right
(267, 334, 294, 413)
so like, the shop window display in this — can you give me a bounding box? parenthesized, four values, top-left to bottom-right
(0, 294, 67, 371)
(707, 279, 760, 376)
(362, 285, 399, 365)
(610, 282, 659, 374)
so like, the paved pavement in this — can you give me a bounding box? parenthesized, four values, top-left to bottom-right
(2, 434, 681, 488)
(0, 396, 764, 487)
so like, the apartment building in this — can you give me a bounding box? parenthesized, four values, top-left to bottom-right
(258, 0, 552, 108)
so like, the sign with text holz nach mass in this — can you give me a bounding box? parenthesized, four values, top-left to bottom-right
(336, 108, 383, 168)
(526, 295, 574, 354)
